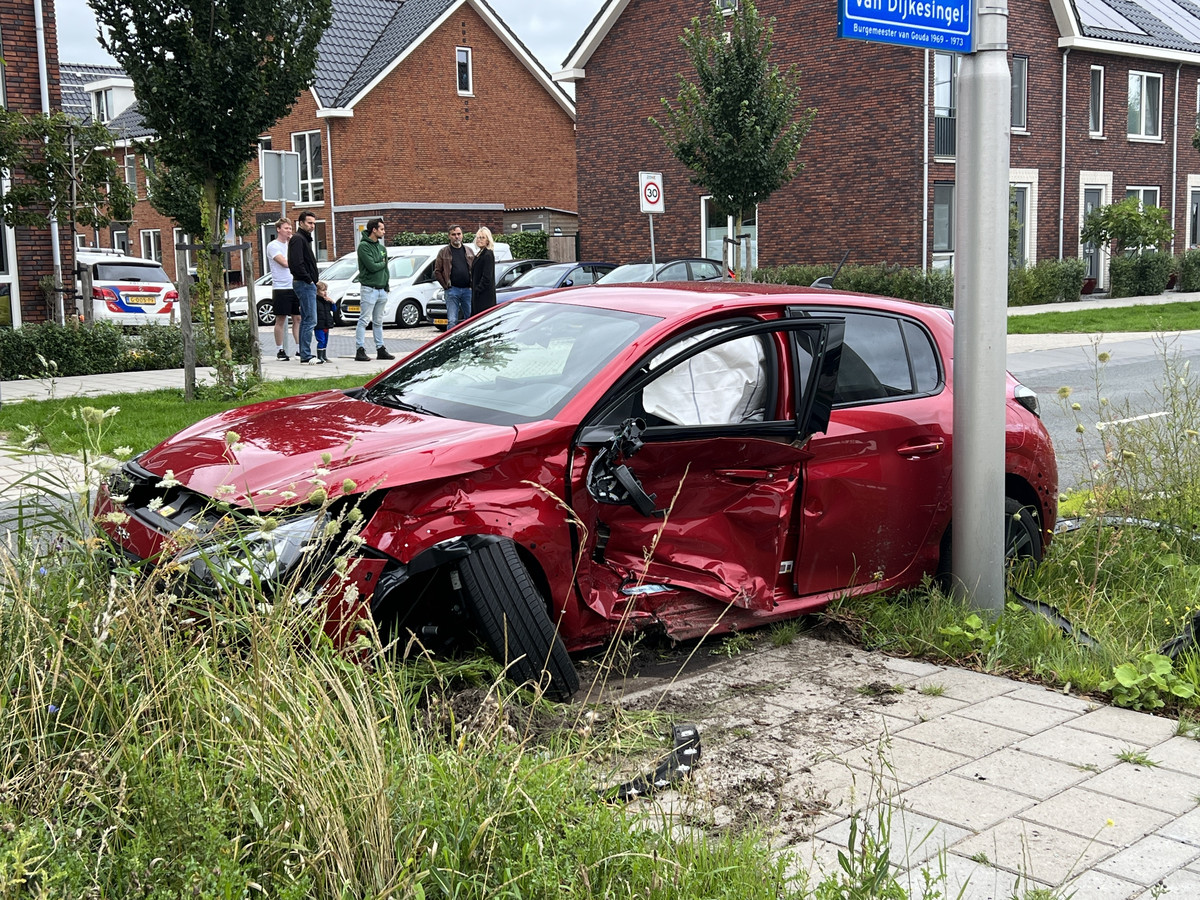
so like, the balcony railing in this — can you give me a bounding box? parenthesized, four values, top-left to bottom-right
(934, 113, 956, 158)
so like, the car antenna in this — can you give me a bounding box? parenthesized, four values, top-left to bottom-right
(810, 249, 851, 289)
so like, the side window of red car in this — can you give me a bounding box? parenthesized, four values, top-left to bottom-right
(641, 329, 771, 426)
(832, 313, 941, 406)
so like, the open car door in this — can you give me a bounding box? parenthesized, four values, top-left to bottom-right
(570, 317, 843, 623)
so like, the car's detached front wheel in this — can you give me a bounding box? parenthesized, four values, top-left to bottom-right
(456, 541, 579, 700)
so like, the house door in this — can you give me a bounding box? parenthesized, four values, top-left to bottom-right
(1190, 190, 1200, 249)
(1083, 187, 1103, 283)
(259, 223, 279, 278)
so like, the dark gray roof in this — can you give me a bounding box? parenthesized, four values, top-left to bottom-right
(106, 102, 155, 141)
(60, 62, 127, 124)
(1077, 0, 1200, 52)
(316, 0, 456, 107)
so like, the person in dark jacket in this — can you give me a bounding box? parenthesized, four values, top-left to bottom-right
(314, 280, 335, 364)
(288, 211, 321, 364)
(471, 226, 497, 313)
(433, 224, 474, 328)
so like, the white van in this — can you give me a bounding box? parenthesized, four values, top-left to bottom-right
(342, 243, 512, 328)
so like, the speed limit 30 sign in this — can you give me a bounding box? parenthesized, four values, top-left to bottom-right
(639, 171, 664, 214)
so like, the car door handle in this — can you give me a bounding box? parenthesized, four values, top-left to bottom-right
(716, 468, 778, 482)
(896, 438, 945, 458)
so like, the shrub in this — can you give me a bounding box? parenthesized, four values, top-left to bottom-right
(754, 263, 954, 307)
(1178, 249, 1200, 291)
(1007, 258, 1087, 306)
(389, 229, 550, 259)
(1109, 252, 1173, 298)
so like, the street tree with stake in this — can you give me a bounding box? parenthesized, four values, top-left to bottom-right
(88, 0, 332, 388)
(652, 0, 814, 279)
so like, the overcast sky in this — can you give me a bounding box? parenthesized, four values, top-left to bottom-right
(53, 0, 605, 74)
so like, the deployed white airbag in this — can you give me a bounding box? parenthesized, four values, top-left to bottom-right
(643, 332, 767, 426)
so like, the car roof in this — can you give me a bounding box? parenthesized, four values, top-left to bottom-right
(77, 251, 163, 266)
(522, 281, 954, 323)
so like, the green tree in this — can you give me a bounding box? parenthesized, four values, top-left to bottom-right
(88, 0, 332, 386)
(0, 111, 135, 320)
(651, 0, 815, 278)
(1080, 196, 1173, 257)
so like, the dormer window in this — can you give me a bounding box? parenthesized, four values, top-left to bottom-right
(717, 0, 738, 13)
(456, 47, 473, 95)
(93, 89, 113, 124)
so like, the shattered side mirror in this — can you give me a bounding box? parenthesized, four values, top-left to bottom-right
(585, 417, 662, 517)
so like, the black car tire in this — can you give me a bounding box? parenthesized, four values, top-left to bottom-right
(397, 299, 422, 328)
(1004, 496, 1043, 563)
(457, 541, 579, 700)
(256, 304, 276, 327)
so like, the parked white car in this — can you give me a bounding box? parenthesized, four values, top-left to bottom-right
(226, 261, 337, 326)
(75, 250, 178, 326)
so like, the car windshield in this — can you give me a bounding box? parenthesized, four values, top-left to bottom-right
(320, 255, 359, 281)
(596, 264, 655, 284)
(94, 263, 171, 282)
(365, 301, 659, 425)
(389, 256, 429, 280)
(510, 265, 571, 289)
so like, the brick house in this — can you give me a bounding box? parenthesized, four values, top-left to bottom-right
(557, 0, 1200, 289)
(60, 0, 577, 296)
(1, 0, 67, 328)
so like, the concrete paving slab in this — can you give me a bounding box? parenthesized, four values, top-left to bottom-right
(1083, 763, 1200, 816)
(890, 712, 1025, 758)
(1064, 868, 1146, 900)
(931, 851, 1047, 900)
(1016, 724, 1156, 770)
(1160, 807, 1200, 847)
(1005, 684, 1098, 713)
(908, 668, 1021, 704)
(815, 805, 971, 868)
(895, 773, 1036, 831)
(881, 657, 945, 678)
(1093, 833, 1200, 886)
(1071, 706, 1181, 745)
(1140, 864, 1200, 897)
(841, 736, 971, 790)
(952, 747, 1092, 800)
(953, 816, 1119, 885)
(953, 693, 1083, 735)
(849, 688, 971, 725)
(1143, 735, 1200, 776)
(1020, 787, 1173, 847)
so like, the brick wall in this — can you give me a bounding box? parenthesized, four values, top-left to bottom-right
(575, 0, 1200, 272)
(2, 0, 67, 325)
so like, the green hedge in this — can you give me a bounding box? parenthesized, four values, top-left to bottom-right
(753, 263, 955, 307)
(1178, 249, 1200, 292)
(1007, 258, 1087, 306)
(0, 320, 256, 380)
(1109, 253, 1173, 299)
(390, 230, 550, 259)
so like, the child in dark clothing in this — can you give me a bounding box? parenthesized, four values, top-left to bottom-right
(314, 281, 335, 364)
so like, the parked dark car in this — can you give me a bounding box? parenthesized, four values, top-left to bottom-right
(596, 258, 733, 284)
(95, 284, 1057, 700)
(493, 261, 618, 303)
(427, 258, 555, 330)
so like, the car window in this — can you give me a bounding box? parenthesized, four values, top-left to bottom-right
(641, 329, 770, 425)
(657, 262, 688, 281)
(828, 313, 940, 405)
(571, 267, 596, 285)
(365, 302, 659, 425)
(320, 255, 358, 281)
(498, 265, 526, 288)
(689, 260, 722, 280)
(597, 263, 655, 283)
(511, 265, 570, 288)
(94, 263, 171, 282)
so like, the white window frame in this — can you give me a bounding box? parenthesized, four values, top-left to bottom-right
(932, 182, 955, 268)
(140, 229, 162, 263)
(520, 222, 544, 232)
(112, 229, 128, 255)
(1126, 186, 1160, 210)
(172, 227, 193, 273)
(123, 154, 136, 191)
(1010, 168, 1039, 268)
(291, 131, 324, 205)
(456, 47, 473, 96)
(1186, 174, 1200, 249)
(1010, 55, 1028, 133)
(1127, 71, 1163, 140)
(717, 0, 738, 12)
(1090, 66, 1105, 137)
(93, 88, 113, 124)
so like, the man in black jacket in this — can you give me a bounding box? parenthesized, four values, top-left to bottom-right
(288, 211, 321, 364)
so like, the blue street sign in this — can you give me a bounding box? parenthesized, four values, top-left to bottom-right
(839, 0, 973, 53)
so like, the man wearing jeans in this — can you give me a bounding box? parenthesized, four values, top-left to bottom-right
(288, 211, 321, 364)
(354, 218, 395, 361)
(434, 224, 474, 328)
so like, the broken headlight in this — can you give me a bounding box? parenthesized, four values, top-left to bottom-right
(173, 512, 328, 588)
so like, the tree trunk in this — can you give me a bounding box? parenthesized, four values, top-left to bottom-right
(202, 179, 234, 387)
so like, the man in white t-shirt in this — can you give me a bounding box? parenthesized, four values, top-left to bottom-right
(267, 218, 300, 360)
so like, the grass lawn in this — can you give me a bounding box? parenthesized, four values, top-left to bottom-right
(1008, 300, 1200, 334)
(0, 374, 365, 456)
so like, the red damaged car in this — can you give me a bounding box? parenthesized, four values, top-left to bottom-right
(95, 284, 1057, 699)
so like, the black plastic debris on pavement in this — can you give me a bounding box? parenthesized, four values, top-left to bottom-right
(608, 724, 701, 803)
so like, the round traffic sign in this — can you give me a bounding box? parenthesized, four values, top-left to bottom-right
(643, 182, 661, 205)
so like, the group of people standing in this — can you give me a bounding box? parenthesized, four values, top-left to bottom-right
(433, 224, 498, 329)
(264, 216, 498, 364)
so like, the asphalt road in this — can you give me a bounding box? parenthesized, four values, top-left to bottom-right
(1007, 331, 1200, 490)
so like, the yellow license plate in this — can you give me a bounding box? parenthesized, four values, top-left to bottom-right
(346, 304, 360, 314)
(125, 293, 158, 306)
(433, 317, 447, 326)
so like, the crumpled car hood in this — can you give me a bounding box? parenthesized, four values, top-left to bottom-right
(134, 389, 517, 510)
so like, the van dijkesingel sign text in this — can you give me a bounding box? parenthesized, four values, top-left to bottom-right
(838, 0, 973, 52)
